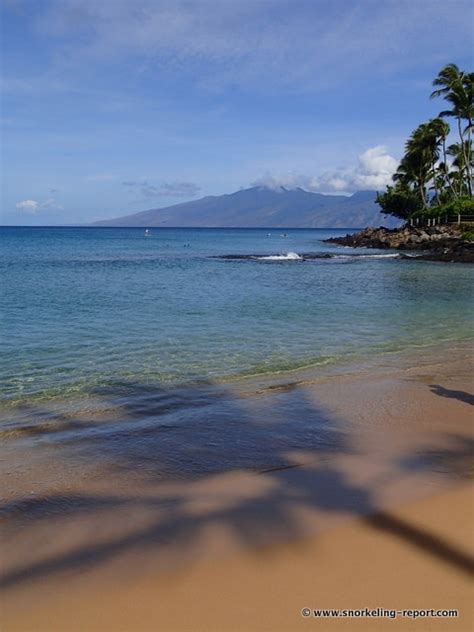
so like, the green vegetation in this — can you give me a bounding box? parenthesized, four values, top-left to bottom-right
(410, 197, 474, 220)
(376, 64, 473, 221)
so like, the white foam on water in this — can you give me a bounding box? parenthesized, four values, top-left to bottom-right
(332, 253, 399, 260)
(259, 252, 302, 261)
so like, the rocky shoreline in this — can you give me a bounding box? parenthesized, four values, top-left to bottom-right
(324, 225, 474, 263)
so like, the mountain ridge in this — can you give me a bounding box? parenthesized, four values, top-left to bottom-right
(93, 186, 397, 228)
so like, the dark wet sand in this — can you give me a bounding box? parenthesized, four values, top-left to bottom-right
(1, 348, 473, 630)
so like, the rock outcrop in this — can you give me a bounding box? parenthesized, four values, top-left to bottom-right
(324, 225, 474, 263)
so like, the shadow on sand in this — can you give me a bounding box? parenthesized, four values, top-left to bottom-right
(430, 384, 474, 406)
(1, 378, 473, 590)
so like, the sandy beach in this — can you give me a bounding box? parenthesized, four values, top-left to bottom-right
(4, 484, 472, 632)
(1, 347, 473, 631)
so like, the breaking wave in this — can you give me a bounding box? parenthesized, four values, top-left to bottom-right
(258, 252, 302, 261)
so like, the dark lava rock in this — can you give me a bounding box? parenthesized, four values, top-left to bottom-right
(401, 242, 474, 263)
(324, 225, 473, 262)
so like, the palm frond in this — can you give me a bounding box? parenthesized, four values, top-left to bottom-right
(438, 109, 455, 118)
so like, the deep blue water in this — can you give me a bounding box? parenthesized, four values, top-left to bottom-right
(1, 226, 473, 409)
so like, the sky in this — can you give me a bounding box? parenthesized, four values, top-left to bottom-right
(1, 0, 473, 225)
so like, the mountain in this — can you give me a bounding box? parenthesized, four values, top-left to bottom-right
(93, 186, 397, 228)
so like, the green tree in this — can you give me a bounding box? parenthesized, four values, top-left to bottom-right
(375, 184, 423, 219)
(375, 63, 473, 223)
(431, 64, 473, 196)
(447, 140, 473, 196)
(393, 122, 437, 208)
(428, 118, 456, 199)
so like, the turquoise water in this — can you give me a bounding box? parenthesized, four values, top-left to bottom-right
(2, 226, 473, 409)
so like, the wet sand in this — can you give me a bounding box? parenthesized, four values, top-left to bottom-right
(1, 348, 473, 630)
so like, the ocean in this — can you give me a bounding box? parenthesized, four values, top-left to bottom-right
(1, 226, 473, 477)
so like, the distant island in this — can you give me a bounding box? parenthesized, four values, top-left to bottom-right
(94, 62, 472, 262)
(93, 187, 398, 229)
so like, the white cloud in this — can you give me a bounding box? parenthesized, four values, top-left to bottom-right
(252, 145, 398, 194)
(16, 199, 39, 214)
(41, 197, 64, 210)
(15, 197, 63, 214)
(356, 146, 399, 186)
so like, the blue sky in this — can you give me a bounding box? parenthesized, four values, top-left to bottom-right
(1, 0, 473, 225)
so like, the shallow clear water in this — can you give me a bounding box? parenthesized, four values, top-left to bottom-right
(1, 226, 473, 409)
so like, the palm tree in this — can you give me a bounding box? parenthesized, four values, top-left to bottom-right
(428, 118, 456, 199)
(394, 122, 439, 208)
(431, 64, 473, 196)
(447, 140, 473, 196)
(377, 65, 473, 222)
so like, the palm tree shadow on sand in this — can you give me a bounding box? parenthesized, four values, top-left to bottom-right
(1, 378, 473, 591)
(430, 384, 474, 406)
